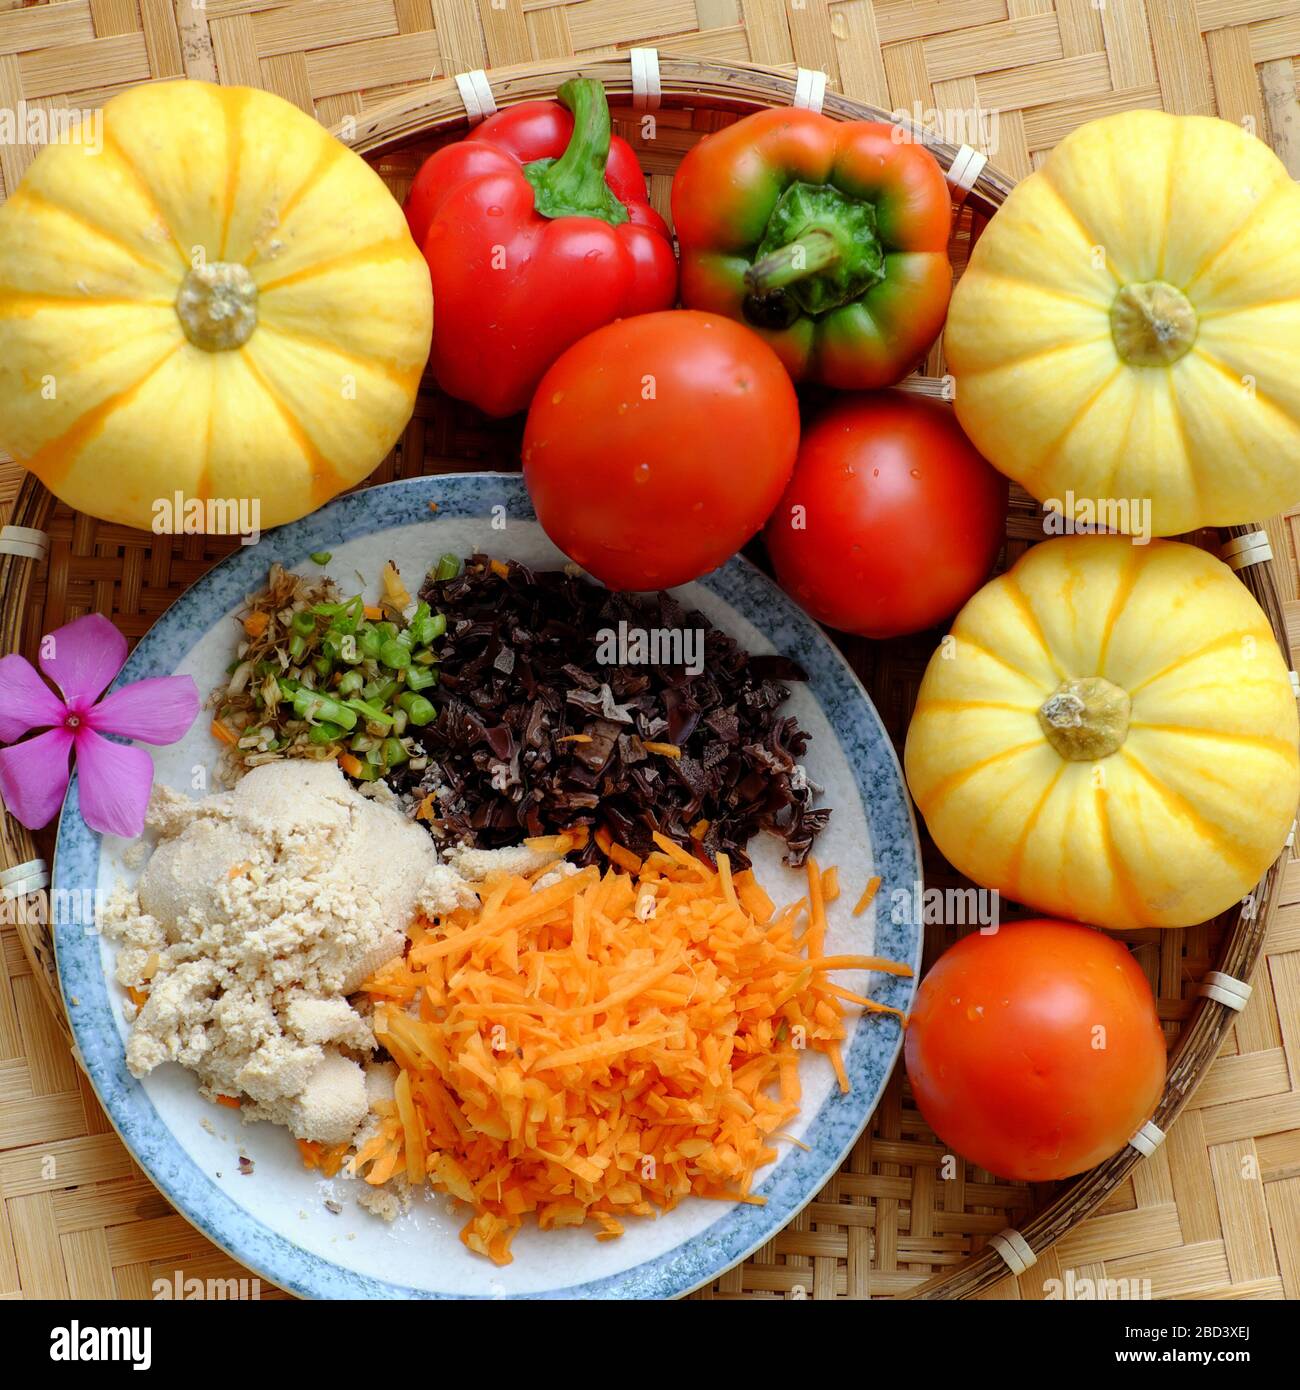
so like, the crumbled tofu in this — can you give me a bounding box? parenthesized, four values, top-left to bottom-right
(446, 841, 561, 882)
(286, 997, 373, 1050)
(418, 863, 480, 917)
(102, 762, 445, 1143)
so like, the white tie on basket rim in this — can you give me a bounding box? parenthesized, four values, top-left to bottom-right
(1219, 529, 1272, 571)
(0, 524, 49, 562)
(0, 857, 49, 900)
(453, 68, 497, 125)
(1199, 970, 1253, 1012)
(988, 1227, 1036, 1275)
(945, 143, 987, 202)
(630, 47, 662, 113)
(793, 67, 827, 114)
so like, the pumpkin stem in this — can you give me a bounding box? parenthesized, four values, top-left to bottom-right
(176, 262, 259, 352)
(1038, 676, 1131, 761)
(1110, 281, 1196, 367)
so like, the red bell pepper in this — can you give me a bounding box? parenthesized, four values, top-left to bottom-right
(405, 79, 677, 417)
(672, 108, 952, 390)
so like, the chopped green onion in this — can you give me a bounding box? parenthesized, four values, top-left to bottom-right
(379, 639, 411, 670)
(404, 664, 436, 692)
(432, 553, 460, 582)
(310, 551, 333, 565)
(292, 689, 357, 730)
(397, 691, 435, 726)
(344, 697, 393, 731)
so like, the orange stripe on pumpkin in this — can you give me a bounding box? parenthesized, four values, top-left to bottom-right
(256, 234, 421, 296)
(238, 347, 348, 506)
(21, 343, 182, 489)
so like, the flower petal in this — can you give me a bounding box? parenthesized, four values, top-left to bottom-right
(0, 653, 67, 743)
(39, 613, 127, 707)
(0, 726, 74, 830)
(88, 676, 200, 744)
(72, 729, 155, 838)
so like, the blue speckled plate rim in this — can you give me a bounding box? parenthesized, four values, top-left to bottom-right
(52, 472, 923, 1301)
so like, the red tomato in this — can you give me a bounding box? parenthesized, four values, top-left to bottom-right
(764, 393, 1007, 638)
(523, 312, 800, 590)
(904, 919, 1166, 1182)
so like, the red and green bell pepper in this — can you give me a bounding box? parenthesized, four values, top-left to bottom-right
(671, 108, 953, 389)
(405, 79, 677, 417)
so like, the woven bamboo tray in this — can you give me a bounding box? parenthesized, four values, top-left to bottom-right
(2, 3, 1299, 1303)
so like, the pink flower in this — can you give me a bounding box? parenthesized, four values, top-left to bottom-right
(0, 614, 199, 837)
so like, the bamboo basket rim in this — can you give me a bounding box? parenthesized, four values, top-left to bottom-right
(0, 54, 1291, 1301)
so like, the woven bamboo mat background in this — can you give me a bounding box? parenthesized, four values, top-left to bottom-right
(1, 0, 1300, 1301)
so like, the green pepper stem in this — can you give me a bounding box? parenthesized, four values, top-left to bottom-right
(525, 78, 628, 226)
(745, 229, 842, 294)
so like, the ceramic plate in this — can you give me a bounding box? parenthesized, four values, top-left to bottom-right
(52, 472, 922, 1300)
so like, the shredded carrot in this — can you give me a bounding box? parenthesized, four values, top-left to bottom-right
(363, 605, 384, 621)
(524, 827, 588, 854)
(853, 875, 882, 917)
(821, 865, 840, 903)
(806, 856, 828, 959)
(642, 741, 681, 758)
(415, 792, 438, 822)
(127, 986, 149, 1009)
(338, 752, 364, 777)
(556, 733, 592, 744)
(214, 1094, 241, 1110)
(593, 826, 642, 874)
(242, 611, 270, 639)
(489, 559, 510, 579)
(689, 819, 710, 839)
(298, 1138, 348, 1177)
(358, 848, 907, 1265)
(210, 719, 237, 746)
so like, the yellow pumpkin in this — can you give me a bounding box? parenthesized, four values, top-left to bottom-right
(945, 111, 1300, 536)
(904, 536, 1299, 930)
(0, 80, 432, 532)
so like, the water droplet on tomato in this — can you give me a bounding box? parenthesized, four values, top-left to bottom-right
(634, 463, 651, 483)
(551, 391, 564, 405)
